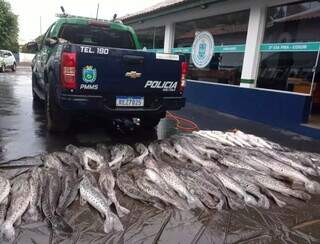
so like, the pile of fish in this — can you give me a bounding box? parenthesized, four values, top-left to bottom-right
(0, 129, 320, 241)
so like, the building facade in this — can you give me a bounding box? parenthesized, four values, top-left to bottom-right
(122, 0, 320, 138)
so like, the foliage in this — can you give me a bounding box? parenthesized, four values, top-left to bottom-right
(0, 0, 19, 53)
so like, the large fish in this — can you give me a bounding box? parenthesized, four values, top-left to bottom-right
(0, 155, 44, 168)
(99, 164, 130, 217)
(136, 176, 185, 209)
(25, 168, 42, 222)
(227, 169, 270, 209)
(1, 177, 31, 241)
(0, 197, 8, 226)
(180, 174, 219, 210)
(53, 151, 83, 176)
(213, 171, 257, 206)
(0, 175, 10, 204)
(144, 168, 189, 210)
(173, 137, 221, 170)
(109, 144, 135, 168)
(132, 143, 149, 165)
(247, 171, 311, 201)
(249, 149, 320, 194)
(144, 156, 204, 209)
(56, 169, 81, 216)
(179, 169, 225, 210)
(80, 173, 123, 233)
(41, 171, 73, 234)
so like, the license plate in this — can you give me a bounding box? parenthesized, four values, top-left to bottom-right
(116, 96, 144, 107)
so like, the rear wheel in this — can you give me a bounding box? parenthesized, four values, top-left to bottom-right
(11, 63, 16, 72)
(46, 79, 71, 132)
(0, 64, 5, 73)
(32, 73, 43, 104)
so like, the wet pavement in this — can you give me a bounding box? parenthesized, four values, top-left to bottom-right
(0, 65, 176, 163)
(1, 66, 320, 243)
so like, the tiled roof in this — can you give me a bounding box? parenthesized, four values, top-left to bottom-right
(121, 0, 188, 21)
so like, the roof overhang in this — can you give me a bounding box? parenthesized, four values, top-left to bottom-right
(122, 0, 226, 25)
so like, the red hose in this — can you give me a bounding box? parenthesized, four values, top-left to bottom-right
(166, 111, 200, 132)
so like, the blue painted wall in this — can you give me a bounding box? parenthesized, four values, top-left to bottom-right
(184, 80, 320, 139)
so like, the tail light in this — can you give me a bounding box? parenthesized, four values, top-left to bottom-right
(61, 52, 77, 89)
(179, 62, 188, 92)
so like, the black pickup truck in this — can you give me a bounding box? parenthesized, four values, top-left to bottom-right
(28, 16, 187, 132)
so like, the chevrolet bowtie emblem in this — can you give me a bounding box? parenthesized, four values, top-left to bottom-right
(125, 71, 142, 79)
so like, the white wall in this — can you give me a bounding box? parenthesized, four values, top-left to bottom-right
(19, 53, 35, 63)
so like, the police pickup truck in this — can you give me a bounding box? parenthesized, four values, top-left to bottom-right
(28, 16, 187, 132)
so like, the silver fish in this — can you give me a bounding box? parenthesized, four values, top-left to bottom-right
(132, 143, 149, 165)
(180, 174, 219, 210)
(173, 137, 221, 170)
(53, 151, 83, 176)
(136, 176, 183, 209)
(44, 154, 64, 174)
(144, 156, 204, 209)
(1, 177, 31, 241)
(227, 170, 270, 209)
(41, 171, 73, 234)
(99, 164, 130, 217)
(109, 144, 135, 168)
(247, 172, 311, 201)
(116, 169, 160, 206)
(0, 155, 44, 168)
(0, 175, 10, 204)
(0, 198, 8, 226)
(81, 148, 104, 172)
(96, 143, 111, 162)
(80, 174, 123, 233)
(249, 149, 320, 194)
(56, 169, 80, 216)
(144, 168, 189, 210)
(214, 171, 257, 206)
(25, 168, 42, 222)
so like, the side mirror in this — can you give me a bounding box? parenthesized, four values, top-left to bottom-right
(45, 38, 58, 47)
(26, 41, 39, 52)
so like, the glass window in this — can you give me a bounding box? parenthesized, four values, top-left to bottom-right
(136, 26, 165, 50)
(258, 1, 320, 94)
(264, 1, 320, 43)
(174, 10, 250, 85)
(257, 1, 320, 125)
(59, 24, 136, 49)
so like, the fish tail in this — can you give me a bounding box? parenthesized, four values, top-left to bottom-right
(1, 222, 15, 241)
(104, 212, 124, 233)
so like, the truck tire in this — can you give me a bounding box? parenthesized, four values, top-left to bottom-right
(11, 63, 16, 72)
(140, 116, 162, 129)
(46, 81, 70, 132)
(0, 64, 5, 73)
(32, 74, 43, 104)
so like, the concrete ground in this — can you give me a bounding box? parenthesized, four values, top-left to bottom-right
(0, 65, 319, 163)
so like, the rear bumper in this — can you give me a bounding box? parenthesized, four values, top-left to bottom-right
(58, 94, 185, 116)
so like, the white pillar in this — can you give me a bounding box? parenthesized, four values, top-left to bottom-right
(164, 23, 175, 53)
(240, 5, 267, 88)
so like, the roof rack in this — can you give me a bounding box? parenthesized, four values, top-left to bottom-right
(55, 13, 123, 24)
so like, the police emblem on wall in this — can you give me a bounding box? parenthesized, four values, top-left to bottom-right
(191, 31, 214, 69)
(82, 65, 97, 83)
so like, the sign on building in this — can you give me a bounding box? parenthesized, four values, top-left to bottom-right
(191, 31, 214, 69)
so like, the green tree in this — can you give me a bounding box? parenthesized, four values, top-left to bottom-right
(0, 0, 19, 52)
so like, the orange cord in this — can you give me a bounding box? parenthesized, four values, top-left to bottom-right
(166, 111, 200, 132)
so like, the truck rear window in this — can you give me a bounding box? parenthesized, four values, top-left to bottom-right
(59, 24, 136, 49)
